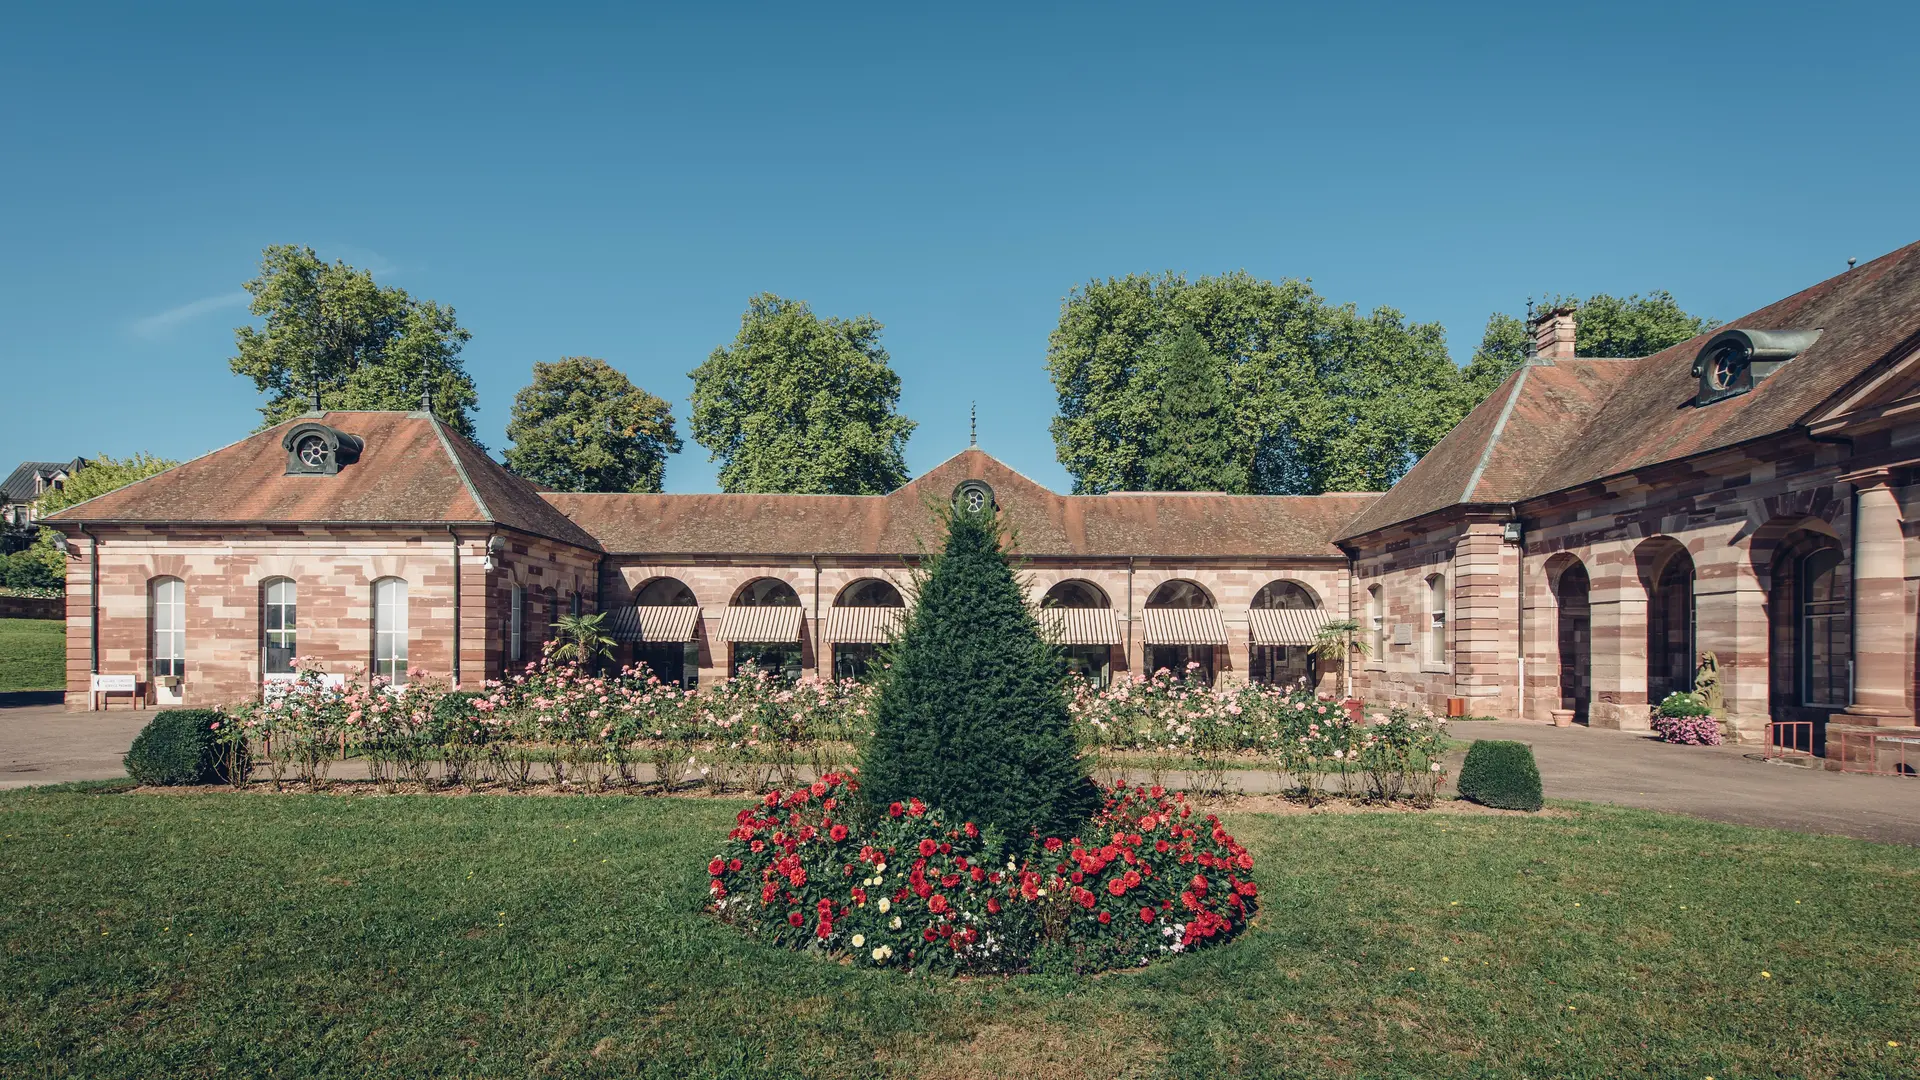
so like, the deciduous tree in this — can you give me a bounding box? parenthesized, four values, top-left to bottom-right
(36, 453, 180, 517)
(1462, 293, 1716, 402)
(505, 357, 681, 493)
(690, 294, 915, 494)
(229, 245, 478, 436)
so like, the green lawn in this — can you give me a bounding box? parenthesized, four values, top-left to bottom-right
(1, 790, 1915, 1079)
(0, 618, 63, 692)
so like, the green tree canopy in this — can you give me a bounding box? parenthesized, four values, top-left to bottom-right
(1462, 293, 1717, 401)
(1047, 271, 1462, 494)
(859, 502, 1094, 843)
(229, 245, 478, 436)
(1141, 327, 1249, 492)
(36, 453, 180, 517)
(504, 357, 682, 493)
(689, 294, 916, 494)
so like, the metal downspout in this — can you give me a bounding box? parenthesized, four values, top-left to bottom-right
(79, 525, 99, 676)
(447, 525, 462, 688)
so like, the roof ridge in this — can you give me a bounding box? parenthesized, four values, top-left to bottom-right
(427, 418, 493, 521)
(1461, 365, 1532, 502)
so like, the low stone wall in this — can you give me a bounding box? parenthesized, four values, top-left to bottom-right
(0, 594, 63, 620)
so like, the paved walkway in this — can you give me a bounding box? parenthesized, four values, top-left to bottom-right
(3, 705, 1918, 844)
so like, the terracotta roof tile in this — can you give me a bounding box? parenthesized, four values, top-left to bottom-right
(1340, 239, 1920, 539)
(45, 412, 602, 550)
(544, 449, 1378, 558)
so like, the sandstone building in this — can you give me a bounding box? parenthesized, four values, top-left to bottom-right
(47, 242, 1920, 764)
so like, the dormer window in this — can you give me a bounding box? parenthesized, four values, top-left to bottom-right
(281, 423, 364, 476)
(1692, 328, 1823, 406)
(953, 480, 994, 514)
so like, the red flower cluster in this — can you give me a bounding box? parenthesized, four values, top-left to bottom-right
(708, 776, 1256, 973)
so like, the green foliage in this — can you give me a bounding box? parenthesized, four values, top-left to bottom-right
(35, 453, 180, 517)
(860, 502, 1094, 842)
(0, 617, 65, 692)
(229, 245, 479, 436)
(1046, 271, 1464, 494)
(1456, 740, 1544, 812)
(1655, 691, 1711, 719)
(3, 529, 66, 590)
(123, 709, 227, 785)
(1141, 327, 1249, 492)
(504, 357, 682, 492)
(1461, 294, 1716, 403)
(549, 613, 616, 667)
(690, 294, 916, 494)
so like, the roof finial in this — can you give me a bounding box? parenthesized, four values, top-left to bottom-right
(420, 381, 434, 415)
(1847, 256, 1857, 271)
(969, 401, 977, 447)
(1524, 297, 1537, 359)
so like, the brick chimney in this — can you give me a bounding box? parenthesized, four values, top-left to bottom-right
(1532, 306, 1577, 360)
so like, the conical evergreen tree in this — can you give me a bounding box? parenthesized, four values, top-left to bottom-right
(1142, 326, 1250, 493)
(860, 499, 1095, 842)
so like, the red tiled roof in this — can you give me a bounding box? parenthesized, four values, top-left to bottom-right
(1340, 239, 1920, 540)
(44, 411, 603, 551)
(543, 449, 1378, 558)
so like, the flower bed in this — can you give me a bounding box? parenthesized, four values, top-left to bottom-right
(1650, 692, 1724, 746)
(707, 774, 1256, 974)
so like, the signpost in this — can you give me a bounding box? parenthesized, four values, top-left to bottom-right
(89, 673, 139, 711)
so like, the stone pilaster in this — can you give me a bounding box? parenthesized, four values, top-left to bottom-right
(1840, 469, 1912, 725)
(1586, 543, 1650, 730)
(1692, 540, 1770, 741)
(1452, 522, 1519, 717)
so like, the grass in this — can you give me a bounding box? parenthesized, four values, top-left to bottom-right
(1, 791, 1916, 1079)
(0, 617, 63, 692)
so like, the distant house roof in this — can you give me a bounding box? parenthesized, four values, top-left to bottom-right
(1, 459, 86, 504)
(544, 449, 1378, 558)
(43, 412, 602, 551)
(1339, 239, 1920, 541)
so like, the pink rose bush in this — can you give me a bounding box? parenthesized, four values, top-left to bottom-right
(708, 774, 1257, 973)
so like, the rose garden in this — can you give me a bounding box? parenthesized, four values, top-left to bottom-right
(4, 501, 1916, 1077)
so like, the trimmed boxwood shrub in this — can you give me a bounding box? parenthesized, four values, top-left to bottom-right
(1456, 740, 1543, 811)
(124, 709, 227, 785)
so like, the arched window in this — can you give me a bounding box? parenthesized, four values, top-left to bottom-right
(1799, 548, 1850, 707)
(1144, 579, 1221, 684)
(263, 578, 296, 675)
(1368, 584, 1384, 656)
(373, 577, 408, 684)
(830, 579, 906, 680)
(1426, 573, 1447, 666)
(726, 577, 803, 680)
(1042, 580, 1115, 687)
(150, 577, 185, 679)
(627, 577, 700, 689)
(1249, 580, 1319, 686)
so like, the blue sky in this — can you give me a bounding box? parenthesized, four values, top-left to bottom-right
(3, 1, 1916, 493)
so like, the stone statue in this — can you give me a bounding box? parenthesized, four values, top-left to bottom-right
(1693, 651, 1723, 716)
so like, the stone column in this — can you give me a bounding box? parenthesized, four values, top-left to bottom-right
(1841, 469, 1911, 725)
(1585, 544, 1649, 730)
(1692, 541, 1770, 741)
(1452, 522, 1519, 717)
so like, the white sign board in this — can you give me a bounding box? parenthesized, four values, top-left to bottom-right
(1392, 624, 1414, 646)
(91, 674, 137, 693)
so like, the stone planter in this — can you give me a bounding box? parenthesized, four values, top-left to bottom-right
(1549, 709, 1575, 728)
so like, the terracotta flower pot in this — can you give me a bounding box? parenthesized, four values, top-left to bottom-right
(1549, 709, 1574, 727)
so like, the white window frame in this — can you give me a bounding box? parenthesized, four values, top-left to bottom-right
(1367, 584, 1385, 665)
(1426, 573, 1448, 668)
(150, 577, 185, 679)
(263, 578, 297, 677)
(510, 585, 525, 662)
(373, 577, 409, 684)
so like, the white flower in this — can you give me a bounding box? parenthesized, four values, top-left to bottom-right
(890, 916, 902, 929)
(851, 934, 866, 947)
(878, 897, 891, 913)
(872, 945, 892, 962)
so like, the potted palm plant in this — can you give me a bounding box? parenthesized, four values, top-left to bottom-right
(1309, 618, 1369, 715)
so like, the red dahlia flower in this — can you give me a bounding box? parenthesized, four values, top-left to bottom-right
(829, 824, 849, 842)
(1140, 907, 1155, 924)
(708, 858, 725, 876)
(889, 802, 904, 817)
(1098, 911, 1111, 924)
(788, 911, 805, 928)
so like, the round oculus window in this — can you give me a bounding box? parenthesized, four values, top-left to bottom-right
(953, 480, 994, 514)
(296, 435, 330, 468)
(1705, 343, 1748, 391)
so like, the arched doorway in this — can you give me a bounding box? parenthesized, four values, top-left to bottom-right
(1766, 526, 1850, 754)
(724, 577, 804, 680)
(829, 578, 905, 681)
(1640, 539, 1696, 705)
(1143, 579, 1222, 684)
(624, 577, 700, 687)
(1248, 579, 1319, 688)
(1042, 579, 1116, 687)
(1551, 557, 1591, 724)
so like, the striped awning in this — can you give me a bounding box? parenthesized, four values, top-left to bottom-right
(1039, 608, 1121, 646)
(825, 606, 904, 644)
(716, 605, 804, 644)
(607, 605, 700, 643)
(1142, 607, 1228, 645)
(1248, 607, 1331, 646)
